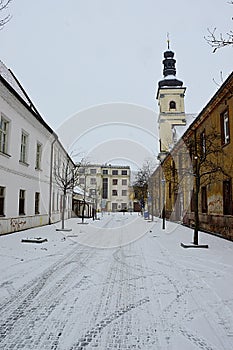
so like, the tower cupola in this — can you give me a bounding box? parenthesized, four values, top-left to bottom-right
(156, 37, 186, 160)
(158, 39, 183, 89)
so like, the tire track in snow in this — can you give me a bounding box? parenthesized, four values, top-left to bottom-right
(0, 244, 95, 349)
(69, 297, 150, 349)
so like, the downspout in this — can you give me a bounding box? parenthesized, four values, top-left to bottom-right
(49, 134, 58, 224)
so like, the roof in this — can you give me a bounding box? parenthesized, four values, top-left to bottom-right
(0, 60, 54, 135)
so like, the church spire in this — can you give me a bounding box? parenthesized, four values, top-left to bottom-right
(158, 38, 183, 88)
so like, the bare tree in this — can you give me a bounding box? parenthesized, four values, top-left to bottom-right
(184, 127, 228, 245)
(76, 159, 91, 224)
(205, 1, 233, 52)
(53, 153, 77, 230)
(0, 0, 12, 29)
(133, 159, 157, 218)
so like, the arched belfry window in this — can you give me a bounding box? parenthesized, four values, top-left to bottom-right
(169, 101, 176, 110)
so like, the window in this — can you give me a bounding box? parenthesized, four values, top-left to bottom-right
(112, 179, 118, 185)
(35, 142, 42, 169)
(220, 110, 230, 145)
(0, 186, 5, 216)
(90, 168, 96, 174)
(102, 178, 108, 199)
(35, 192, 40, 214)
(121, 203, 127, 210)
(200, 130, 206, 159)
(112, 189, 118, 196)
(20, 131, 28, 163)
(19, 189, 25, 215)
(0, 116, 9, 154)
(223, 180, 232, 215)
(121, 170, 127, 175)
(122, 179, 127, 186)
(103, 169, 108, 175)
(79, 177, 85, 185)
(52, 192, 55, 212)
(90, 177, 96, 185)
(89, 188, 96, 196)
(169, 182, 172, 199)
(57, 193, 60, 211)
(169, 101, 176, 110)
(201, 186, 207, 213)
(172, 160, 176, 178)
(122, 190, 127, 196)
(78, 167, 85, 174)
(112, 203, 118, 212)
(112, 170, 118, 175)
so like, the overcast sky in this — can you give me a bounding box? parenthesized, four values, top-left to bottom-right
(0, 0, 232, 167)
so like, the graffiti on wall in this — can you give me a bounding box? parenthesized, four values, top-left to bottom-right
(10, 218, 27, 231)
(208, 195, 222, 215)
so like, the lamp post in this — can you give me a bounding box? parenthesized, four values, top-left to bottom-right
(161, 177, 166, 229)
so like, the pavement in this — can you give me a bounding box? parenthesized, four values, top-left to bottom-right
(0, 213, 233, 349)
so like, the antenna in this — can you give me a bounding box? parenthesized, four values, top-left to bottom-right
(167, 32, 170, 50)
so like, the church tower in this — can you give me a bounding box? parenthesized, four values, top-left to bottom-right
(157, 39, 186, 160)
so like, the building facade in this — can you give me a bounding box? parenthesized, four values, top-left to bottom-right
(77, 164, 131, 212)
(151, 71, 233, 240)
(0, 61, 73, 235)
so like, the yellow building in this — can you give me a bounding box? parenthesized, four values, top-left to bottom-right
(151, 71, 233, 240)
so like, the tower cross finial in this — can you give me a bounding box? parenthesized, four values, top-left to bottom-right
(167, 32, 170, 50)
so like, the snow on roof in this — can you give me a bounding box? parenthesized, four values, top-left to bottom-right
(0, 60, 39, 115)
(73, 186, 85, 196)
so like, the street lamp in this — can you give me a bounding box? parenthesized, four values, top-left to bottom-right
(161, 177, 166, 229)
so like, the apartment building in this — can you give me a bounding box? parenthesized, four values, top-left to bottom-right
(77, 164, 131, 212)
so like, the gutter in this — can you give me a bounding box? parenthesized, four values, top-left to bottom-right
(49, 134, 58, 224)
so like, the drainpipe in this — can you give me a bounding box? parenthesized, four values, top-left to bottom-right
(49, 133, 58, 224)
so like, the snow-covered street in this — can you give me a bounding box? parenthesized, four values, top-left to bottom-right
(0, 213, 233, 350)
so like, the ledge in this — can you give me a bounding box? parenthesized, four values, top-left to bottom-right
(19, 160, 29, 167)
(0, 151, 11, 158)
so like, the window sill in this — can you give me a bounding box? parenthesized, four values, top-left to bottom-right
(0, 151, 11, 158)
(0, 214, 6, 217)
(19, 160, 29, 167)
(222, 143, 230, 148)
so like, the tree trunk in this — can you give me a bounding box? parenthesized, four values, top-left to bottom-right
(193, 177, 200, 245)
(62, 193, 66, 229)
(82, 201, 85, 223)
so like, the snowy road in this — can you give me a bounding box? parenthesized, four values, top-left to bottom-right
(0, 213, 233, 349)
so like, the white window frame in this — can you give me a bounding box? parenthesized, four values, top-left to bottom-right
(35, 142, 42, 169)
(0, 114, 9, 154)
(20, 131, 29, 164)
(0, 186, 5, 216)
(35, 192, 40, 214)
(224, 111, 230, 144)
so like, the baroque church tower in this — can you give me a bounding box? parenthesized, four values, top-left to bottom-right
(157, 40, 186, 160)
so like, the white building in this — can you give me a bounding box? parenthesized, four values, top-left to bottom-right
(77, 164, 131, 212)
(0, 61, 73, 234)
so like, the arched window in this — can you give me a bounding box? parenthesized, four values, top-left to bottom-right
(169, 101, 176, 109)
